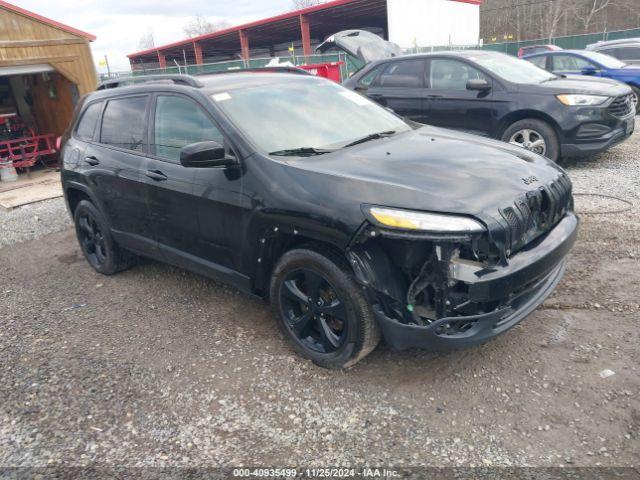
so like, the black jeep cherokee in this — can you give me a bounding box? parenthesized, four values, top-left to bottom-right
(61, 72, 578, 369)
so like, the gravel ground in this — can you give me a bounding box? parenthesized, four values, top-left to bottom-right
(0, 131, 639, 471)
(0, 197, 70, 248)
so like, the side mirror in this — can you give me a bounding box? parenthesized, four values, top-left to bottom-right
(466, 78, 491, 91)
(180, 141, 233, 168)
(581, 66, 598, 75)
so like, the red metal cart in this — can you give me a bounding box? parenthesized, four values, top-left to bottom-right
(0, 130, 57, 169)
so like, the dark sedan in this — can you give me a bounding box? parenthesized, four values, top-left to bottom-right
(344, 50, 635, 161)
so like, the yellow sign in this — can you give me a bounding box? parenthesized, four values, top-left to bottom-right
(98, 59, 107, 67)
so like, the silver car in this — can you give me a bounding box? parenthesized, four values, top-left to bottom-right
(587, 38, 640, 66)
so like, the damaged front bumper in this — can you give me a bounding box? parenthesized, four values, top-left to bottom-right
(352, 212, 578, 351)
(374, 260, 566, 350)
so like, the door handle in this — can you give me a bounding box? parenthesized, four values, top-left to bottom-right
(426, 94, 443, 99)
(84, 156, 99, 166)
(145, 170, 168, 181)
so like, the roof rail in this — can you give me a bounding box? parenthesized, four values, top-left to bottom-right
(97, 74, 203, 90)
(224, 66, 312, 75)
(587, 37, 640, 48)
(97, 66, 312, 90)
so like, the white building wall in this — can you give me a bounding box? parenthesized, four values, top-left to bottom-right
(387, 0, 480, 49)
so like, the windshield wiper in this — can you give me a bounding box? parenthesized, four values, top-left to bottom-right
(269, 147, 335, 157)
(342, 130, 397, 148)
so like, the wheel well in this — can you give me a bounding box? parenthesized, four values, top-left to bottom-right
(66, 188, 91, 215)
(497, 111, 562, 141)
(254, 232, 346, 297)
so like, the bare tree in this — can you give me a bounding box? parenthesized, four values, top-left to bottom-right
(570, 0, 612, 31)
(481, 0, 640, 43)
(138, 28, 155, 49)
(541, 0, 567, 40)
(183, 15, 231, 38)
(292, 0, 323, 9)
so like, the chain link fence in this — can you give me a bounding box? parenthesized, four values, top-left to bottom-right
(101, 53, 355, 83)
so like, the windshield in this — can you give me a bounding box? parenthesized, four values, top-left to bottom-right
(211, 78, 411, 154)
(579, 50, 627, 68)
(472, 53, 557, 83)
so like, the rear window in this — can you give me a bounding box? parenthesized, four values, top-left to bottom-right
(75, 102, 103, 142)
(376, 59, 425, 88)
(527, 55, 548, 69)
(100, 96, 148, 152)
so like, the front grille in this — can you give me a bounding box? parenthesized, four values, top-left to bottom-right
(607, 93, 635, 118)
(500, 174, 572, 254)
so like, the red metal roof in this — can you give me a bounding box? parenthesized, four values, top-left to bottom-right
(0, 0, 96, 41)
(128, 0, 481, 59)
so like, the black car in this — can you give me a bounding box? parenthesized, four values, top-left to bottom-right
(61, 71, 578, 369)
(343, 50, 635, 161)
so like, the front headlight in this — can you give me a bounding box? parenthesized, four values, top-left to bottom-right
(367, 206, 485, 233)
(556, 94, 609, 106)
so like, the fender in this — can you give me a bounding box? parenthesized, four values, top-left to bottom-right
(63, 179, 109, 219)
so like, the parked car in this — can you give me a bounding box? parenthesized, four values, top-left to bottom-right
(586, 37, 640, 66)
(517, 44, 561, 58)
(344, 51, 635, 161)
(61, 71, 578, 368)
(524, 49, 640, 112)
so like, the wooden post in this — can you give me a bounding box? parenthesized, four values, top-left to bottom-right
(300, 15, 312, 58)
(194, 42, 203, 65)
(157, 52, 167, 69)
(239, 30, 250, 62)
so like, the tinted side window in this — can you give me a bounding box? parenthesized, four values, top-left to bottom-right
(100, 96, 148, 152)
(553, 55, 595, 72)
(528, 55, 548, 69)
(359, 65, 383, 86)
(617, 47, 640, 61)
(376, 60, 425, 88)
(600, 47, 621, 58)
(75, 102, 103, 142)
(152, 95, 224, 162)
(429, 59, 487, 90)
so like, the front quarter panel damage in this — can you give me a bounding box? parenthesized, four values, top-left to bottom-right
(345, 212, 578, 351)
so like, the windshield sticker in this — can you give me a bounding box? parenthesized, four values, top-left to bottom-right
(339, 91, 369, 106)
(212, 92, 231, 102)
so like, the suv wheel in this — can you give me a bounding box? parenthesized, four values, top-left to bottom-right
(270, 247, 381, 369)
(630, 86, 640, 114)
(502, 119, 560, 161)
(73, 200, 135, 275)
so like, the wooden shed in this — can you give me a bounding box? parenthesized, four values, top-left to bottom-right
(0, 1, 97, 139)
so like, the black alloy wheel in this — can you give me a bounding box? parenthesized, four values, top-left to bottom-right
(77, 212, 108, 269)
(73, 199, 135, 275)
(280, 268, 348, 353)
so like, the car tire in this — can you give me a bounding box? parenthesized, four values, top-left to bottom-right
(270, 246, 381, 369)
(630, 86, 640, 114)
(73, 200, 135, 275)
(501, 119, 560, 162)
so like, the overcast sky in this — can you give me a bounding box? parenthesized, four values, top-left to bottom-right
(16, 0, 297, 73)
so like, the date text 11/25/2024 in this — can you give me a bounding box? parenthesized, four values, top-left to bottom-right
(232, 468, 400, 478)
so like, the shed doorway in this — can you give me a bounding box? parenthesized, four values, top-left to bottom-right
(0, 66, 78, 179)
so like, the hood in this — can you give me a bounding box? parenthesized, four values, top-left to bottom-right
(316, 30, 402, 64)
(521, 76, 632, 96)
(286, 127, 567, 219)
